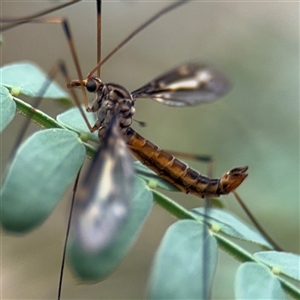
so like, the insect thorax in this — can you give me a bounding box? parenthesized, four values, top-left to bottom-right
(89, 79, 136, 140)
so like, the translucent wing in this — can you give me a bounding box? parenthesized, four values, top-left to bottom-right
(131, 62, 230, 106)
(72, 113, 134, 253)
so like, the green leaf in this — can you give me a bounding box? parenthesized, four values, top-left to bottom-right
(0, 85, 16, 131)
(254, 251, 300, 281)
(133, 161, 178, 192)
(57, 106, 98, 142)
(0, 61, 70, 101)
(193, 208, 272, 248)
(67, 177, 153, 281)
(235, 262, 286, 299)
(1, 129, 85, 232)
(148, 220, 218, 300)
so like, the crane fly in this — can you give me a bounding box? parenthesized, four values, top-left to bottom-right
(1, 0, 264, 299)
(1, 1, 296, 299)
(16, 0, 249, 257)
(67, 60, 248, 252)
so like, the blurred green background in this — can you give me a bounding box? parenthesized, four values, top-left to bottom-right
(1, 1, 299, 299)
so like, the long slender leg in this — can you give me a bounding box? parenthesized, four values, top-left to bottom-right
(0, 0, 81, 31)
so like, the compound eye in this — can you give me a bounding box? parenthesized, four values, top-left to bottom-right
(86, 80, 97, 93)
